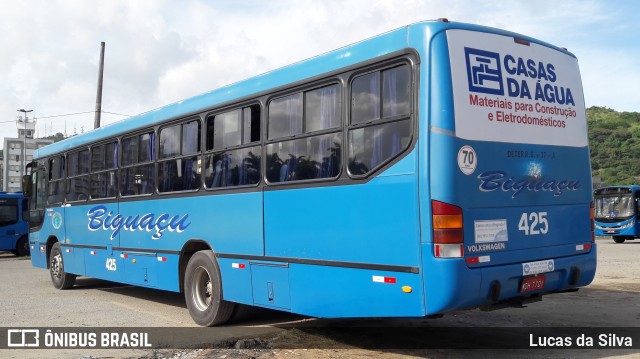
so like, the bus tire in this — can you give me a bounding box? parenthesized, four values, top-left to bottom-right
(184, 250, 235, 326)
(613, 237, 626, 244)
(49, 243, 76, 290)
(15, 236, 30, 257)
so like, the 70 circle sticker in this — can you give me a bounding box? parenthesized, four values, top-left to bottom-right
(457, 145, 477, 175)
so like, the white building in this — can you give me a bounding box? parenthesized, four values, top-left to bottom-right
(2, 116, 53, 192)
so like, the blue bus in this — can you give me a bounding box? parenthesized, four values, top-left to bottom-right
(24, 19, 596, 326)
(594, 186, 640, 243)
(0, 192, 29, 256)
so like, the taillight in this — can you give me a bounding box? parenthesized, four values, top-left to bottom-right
(432, 200, 464, 258)
(590, 201, 595, 243)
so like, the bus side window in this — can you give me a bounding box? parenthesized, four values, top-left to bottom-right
(90, 142, 118, 199)
(204, 105, 261, 189)
(348, 64, 412, 176)
(121, 131, 155, 196)
(158, 120, 201, 193)
(47, 155, 66, 204)
(266, 84, 342, 183)
(30, 167, 47, 226)
(67, 149, 90, 202)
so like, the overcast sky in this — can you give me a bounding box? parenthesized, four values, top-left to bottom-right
(1, 0, 638, 149)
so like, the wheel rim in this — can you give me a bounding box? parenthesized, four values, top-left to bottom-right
(191, 266, 213, 312)
(51, 253, 63, 280)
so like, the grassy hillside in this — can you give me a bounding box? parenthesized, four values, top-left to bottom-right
(588, 106, 640, 185)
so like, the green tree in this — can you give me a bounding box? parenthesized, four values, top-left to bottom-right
(588, 106, 640, 185)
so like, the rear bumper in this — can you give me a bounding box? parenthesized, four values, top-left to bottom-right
(422, 243, 597, 315)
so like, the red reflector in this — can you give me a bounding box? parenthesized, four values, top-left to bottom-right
(373, 275, 397, 284)
(157, 257, 167, 262)
(584, 243, 592, 251)
(466, 257, 479, 264)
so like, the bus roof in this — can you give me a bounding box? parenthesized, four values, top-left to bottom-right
(0, 192, 24, 198)
(33, 20, 572, 159)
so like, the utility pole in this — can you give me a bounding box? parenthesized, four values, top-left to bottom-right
(94, 41, 106, 129)
(17, 109, 33, 180)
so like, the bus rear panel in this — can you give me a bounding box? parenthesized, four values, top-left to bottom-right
(422, 27, 595, 314)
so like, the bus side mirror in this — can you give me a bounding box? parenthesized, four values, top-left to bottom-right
(22, 175, 32, 197)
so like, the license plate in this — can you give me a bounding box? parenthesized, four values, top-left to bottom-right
(520, 275, 546, 293)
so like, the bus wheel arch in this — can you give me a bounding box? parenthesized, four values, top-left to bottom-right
(45, 236, 60, 268)
(14, 235, 30, 257)
(179, 240, 214, 293)
(181, 242, 235, 326)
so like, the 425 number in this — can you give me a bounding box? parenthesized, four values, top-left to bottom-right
(105, 258, 117, 271)
(518, 212, 549, 235)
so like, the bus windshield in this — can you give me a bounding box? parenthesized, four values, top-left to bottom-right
(594, 194, 635, 220)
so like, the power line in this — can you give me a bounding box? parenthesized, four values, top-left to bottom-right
(34, 111, 94, 119)
(36, 110, 130, 119)
(0, 110, 131, 122)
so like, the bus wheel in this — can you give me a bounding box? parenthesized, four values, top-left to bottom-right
(184, 250, 235, 326)
(15, 236, 30, 257)
(613, 237, 626, 244)
(49, 243, 76, 289)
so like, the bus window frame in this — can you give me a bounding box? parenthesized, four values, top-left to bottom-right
(203, 101, 263, 191)
(89, 139, 119, 200)
(66, 147, 91, 203)
(119, 129, 157, 198)
(157, 116, 203, 195)
(264, 79, 344, 186)
(346, 60, 415, 179)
